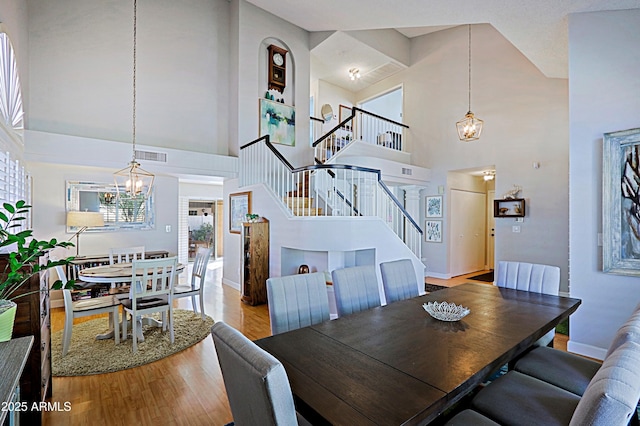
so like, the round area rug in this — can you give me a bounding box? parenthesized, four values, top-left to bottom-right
(52, 309, 214, 376)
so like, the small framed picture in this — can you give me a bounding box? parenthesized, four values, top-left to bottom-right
(425, 195, 443, 218)
(229, 191, 251, 234)
(425, 220, 442, 243)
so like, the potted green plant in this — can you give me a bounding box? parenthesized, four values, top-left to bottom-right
(0, 200, 75, 341)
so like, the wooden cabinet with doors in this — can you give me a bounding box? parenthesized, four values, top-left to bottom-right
(241, 218, 269, 305)
(0, 254, 51, 426)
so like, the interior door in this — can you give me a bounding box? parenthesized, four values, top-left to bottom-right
(450, 189, 486, 276)
(486, 190, 495, 269)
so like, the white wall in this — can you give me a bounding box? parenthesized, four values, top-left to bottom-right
(352, 25, 569, 289)
(232, 0, 311, 167)
(29, 162, 179, 257)
(27, 0, 231, 155)
(568, 9, 640, 359)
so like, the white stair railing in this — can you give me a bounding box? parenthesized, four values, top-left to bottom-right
(313, 107, 409, 164)
(240, 136, 422, 258)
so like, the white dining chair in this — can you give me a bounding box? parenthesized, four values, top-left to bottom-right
(495, 261, 560, 347)
(109, 246, 145, 292)
(172, 246, 213, 320)
(121, 256, 178, 353)
(109, 246, 145, 264)
(56, 266, 121, 357)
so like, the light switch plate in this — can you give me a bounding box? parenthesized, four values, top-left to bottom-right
(512, 225, 521, 233)
(165, 225, 171, 233)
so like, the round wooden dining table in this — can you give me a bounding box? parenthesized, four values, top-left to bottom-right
(78, 262, 185, 341)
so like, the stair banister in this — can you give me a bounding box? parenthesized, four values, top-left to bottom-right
(240, 136, 423, 258)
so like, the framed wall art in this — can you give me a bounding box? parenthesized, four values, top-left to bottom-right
(229, 191, 251, 234)
(425, 220, 442, 243)
(603, 127, 640, 276)
(425, 195, 443, 218)
(259, 98, 295, 146)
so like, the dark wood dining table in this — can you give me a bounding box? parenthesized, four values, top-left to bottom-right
(255, 282, 581, 425)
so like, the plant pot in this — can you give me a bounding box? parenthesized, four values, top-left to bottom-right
(0, 300, 17, 342)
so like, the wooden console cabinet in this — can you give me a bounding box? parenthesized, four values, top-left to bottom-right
(0, 254, 50, 426)
(241, 219, 269, 305)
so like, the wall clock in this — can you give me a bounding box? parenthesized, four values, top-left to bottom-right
(267, 44, 288, 93)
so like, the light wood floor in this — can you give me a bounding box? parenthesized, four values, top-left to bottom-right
(43, 267, 566, 425)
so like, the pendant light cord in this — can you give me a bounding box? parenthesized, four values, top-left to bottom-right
(131, 0, 137, 163)
(468, 24, 472, 112)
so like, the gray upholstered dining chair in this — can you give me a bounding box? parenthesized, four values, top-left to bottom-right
(211, 321, 310, 426)
(172, 246, 213, 320)
(513, 301, 640, 396)
(266, 272, 330, 335)
(56, 266, 121, 356)
(379, 259, 419, 304)
(121, 256, 178, 353)
(455, 340, 640, 426)
(496, 261, 560, 346)
(331, 265, 380, 317)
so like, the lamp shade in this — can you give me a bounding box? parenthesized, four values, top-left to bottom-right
(66, 211, 104, 228)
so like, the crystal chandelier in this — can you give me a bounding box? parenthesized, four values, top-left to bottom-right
(114, 0, 154, 199)
(456, 25, 484, 142)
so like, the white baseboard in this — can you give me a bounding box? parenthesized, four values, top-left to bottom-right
(567, 340, 606, 361)
(222, 278, 240, 291)
(425, 272, 451, 280)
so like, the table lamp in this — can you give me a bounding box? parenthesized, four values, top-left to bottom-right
(66, 211, 104, 255)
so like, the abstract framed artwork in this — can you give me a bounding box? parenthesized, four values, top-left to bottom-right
(229, 191, 251, 234)
(425, 195, 443, 218)
(603, 127, 640, 276)
(259, 98, 295, 146)
(425, 220, 442, 243)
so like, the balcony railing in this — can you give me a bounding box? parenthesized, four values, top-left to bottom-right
(313, 106, 409, 164)
(240, 135, 422, 257)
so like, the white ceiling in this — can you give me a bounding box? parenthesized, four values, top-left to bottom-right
(249, 0, 640, 89)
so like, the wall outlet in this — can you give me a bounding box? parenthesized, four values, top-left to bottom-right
(512, 225, 521, 233)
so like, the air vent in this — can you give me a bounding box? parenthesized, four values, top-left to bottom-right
(402, 168, 413, 176)
(135, 150, 167, 163)
(361, 62, 407, 86)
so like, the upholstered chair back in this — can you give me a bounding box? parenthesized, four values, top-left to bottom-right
(211, 322, 298, 426)
(267, 272, 330, 335)
(605, 302, 640, 358)
(331, 265, 380, 317)
(569, 341, 640, 426)
(496, 261, 560, 295)
(380, 259, 420, 304)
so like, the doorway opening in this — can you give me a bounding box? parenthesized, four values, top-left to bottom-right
(447, 166, 495, 278)
(187, 200, 223, 261)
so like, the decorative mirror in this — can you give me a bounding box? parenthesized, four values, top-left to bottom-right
(320, 104, 333, 122)
(65, 181, 155, 232)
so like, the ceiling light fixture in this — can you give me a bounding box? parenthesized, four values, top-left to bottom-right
(483, 171, 495, 181)
(456, 25, 484, 142)
(348, 68, 361, 81)
(114, 0, 154, 199)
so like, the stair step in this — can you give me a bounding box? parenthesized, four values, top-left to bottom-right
(284, 197, 313, 208)
(291, 207, 323, 216)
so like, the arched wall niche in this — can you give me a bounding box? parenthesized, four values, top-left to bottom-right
(259, 38, 295, 106)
